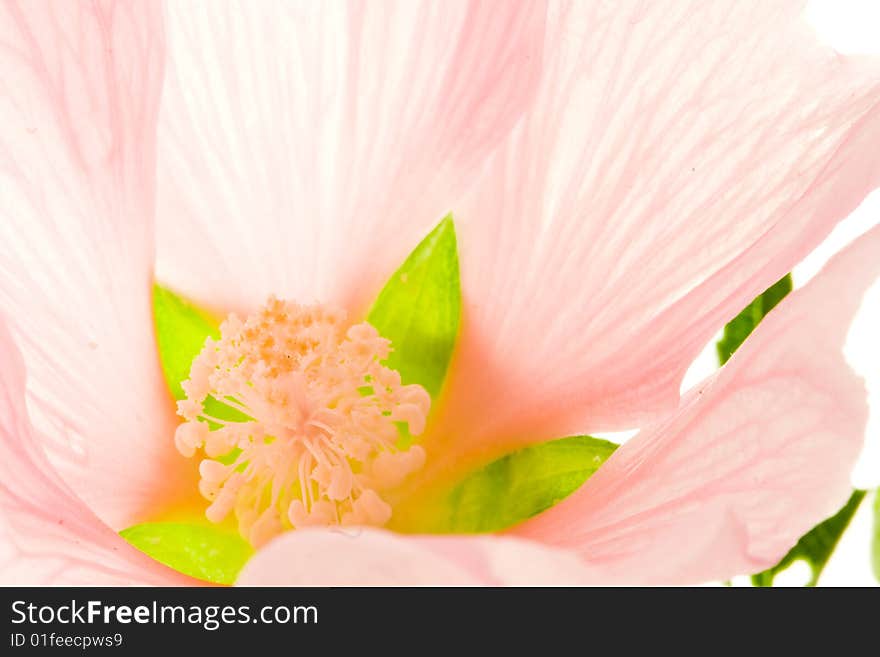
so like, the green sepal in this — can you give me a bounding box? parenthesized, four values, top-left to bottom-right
(153, 284, 220, 401)
(408, 436, 617, 533)
(120, 522, 254, 586)
(367, 214, 460, 399)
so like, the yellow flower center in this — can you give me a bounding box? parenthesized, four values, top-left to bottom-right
(174, 297, 429, 547)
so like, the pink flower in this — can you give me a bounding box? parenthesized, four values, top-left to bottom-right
(2, 1, 879, 585)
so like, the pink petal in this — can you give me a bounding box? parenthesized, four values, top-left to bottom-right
(154, 0, 546, 314)
(236, 527, 596, 586)
(0, 320, 193, 585)
(428, 1, 880, 469)
(512, 225, 880, 584)
(0, 1, 193, 528)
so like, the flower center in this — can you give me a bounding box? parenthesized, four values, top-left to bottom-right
(174, 297, 430, 547)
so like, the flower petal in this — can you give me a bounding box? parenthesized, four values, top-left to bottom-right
(512, 225, 880, 585)
(429, 1, 880, 470)
(0, 1, 192, 527)
(154, 0, 546, 314)
(236, 527, 595, 586)
(0, 320, 193, 585)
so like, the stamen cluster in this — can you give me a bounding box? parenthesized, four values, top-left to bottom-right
(175, 297, 429, 546)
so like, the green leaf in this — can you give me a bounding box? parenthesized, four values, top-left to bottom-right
(367, 214, 460, 399)
(751, 490, 866, 587)
(716, 274, 792, 365)
(153, 284, 221, 400)
(872, 492, 880, 583)
(120, 522, 253, 585)
(411, 436, 617, 533)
